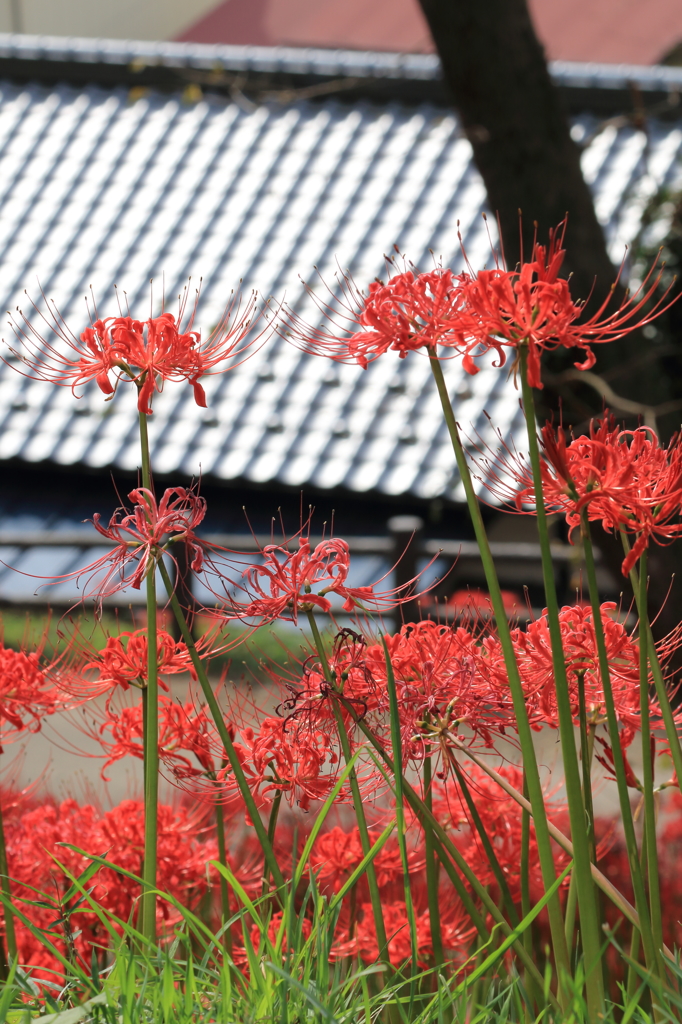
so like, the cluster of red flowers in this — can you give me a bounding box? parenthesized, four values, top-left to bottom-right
(2, 225, 681, 995)
(5, 223, 671, 416)
(277, 607, 663, 782)
(14, 752, 682, 982)
(282, 621, 509, 758)
(93, 690, 348, 813)
(1, 792, 216, 980)
(508, 602, 651, 745)
(286, 224, 671, 387)
(513, 418, 682, 574)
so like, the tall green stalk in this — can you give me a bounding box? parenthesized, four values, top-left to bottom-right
(450, 758, 519, 927)
(428, 354, 571, 993)
(580, 513, 659, 975)
(138, 409, 159, 944)
(157, 559, 285, 891)
(262, 785, 283, 898)
(305, 610, 390, 966)
(632, 549, 663, 959)
(520, 773, 534, 977)
(621, 530, 682, 807)
(577, 671, 596, 865)
(518, 357, 604, 1014)
(337, 695, 561, 1005)
(381, 636, 418, 984)
(215, 796, 233, 956)
(422, 753, 444, 971)
(0, 798, 16, 969)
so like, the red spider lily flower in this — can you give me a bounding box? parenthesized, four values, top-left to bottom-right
(224, 715, 340, 812)
(249, 910, 313, 957)
(90, 486, 207, 587)
(456, 222, 673, 388)
(3, 795, 215, 978)
(505, 602, 678, 749)
(97, 696, 219, 781)
(332, 897, 474, 967)
(359, 621, 515, 755)
(275, 629, 389, 760)
(514, 417, 682, 575)
(6, 284, 270, 413)
(281, 623, 516, 769)
(0, 643, 58, 744)
(308, 825, 365, 892)
(309, 824, 425, 895)
(27, 486, 207, 604)
(225, 536, 427, 624)
(285, 265, 476, 369)
(83, 629, 195, 697)
(333, 900, 434, 965)
(0, 628, 86, 751)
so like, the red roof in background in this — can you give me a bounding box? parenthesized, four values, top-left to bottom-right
(177, 0, 682, 66)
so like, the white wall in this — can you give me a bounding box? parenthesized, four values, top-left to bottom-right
(0, 0, 222, 40)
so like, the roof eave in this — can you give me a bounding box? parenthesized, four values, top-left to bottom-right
(0, 33, 680, 114)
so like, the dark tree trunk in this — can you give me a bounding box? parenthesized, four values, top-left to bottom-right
(416, 0, 673, 428)
(416, 0, 615, 307)
(418, 0, 682, 682)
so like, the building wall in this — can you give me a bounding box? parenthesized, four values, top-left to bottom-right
(0, 0, 221, 39)
(176, 0, 682, 66)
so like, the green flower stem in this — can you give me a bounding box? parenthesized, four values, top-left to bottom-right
(620, 531, 682, 798)
(305, 610, 390, 968)
(423, 753, 445, 970)
(634, 550, 664, 960)
(262, 786, 283, 898)
(444, 731, 677, 960)
(138, 409, 159, 944)
(626, 925, 641, 1003)
(141, 567, 159, 944)
(563, 871, 578, 955)
(520, 772, 533, 968)
(519, 357, 604, 1014)
(141, 688, 148, 794)
(341, 700, 560, 1003)
(0, 796, 16, 967)
(138, 686, 148, 937)
(577, 671, 597, 864)
(215, 796, 233, 956)
(627, 835, 650, 1001)
(450, 757, 520, 927)
(572, 672, 599, 957)
(381, 637, 418, 981)
(428, 353, 571, 991)
(157, 558, 286, 892)
(580, 514, 659, 974)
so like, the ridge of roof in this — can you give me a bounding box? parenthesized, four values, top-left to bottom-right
(0, 33, 680, 113)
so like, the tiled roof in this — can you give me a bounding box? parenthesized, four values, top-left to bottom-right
(0, 46, 678, 510)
